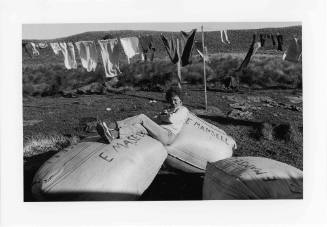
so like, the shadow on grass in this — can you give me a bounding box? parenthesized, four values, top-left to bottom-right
(24, 150, 58, 202)
(197, 114, 263, 128)
(141, 172, 204, 201)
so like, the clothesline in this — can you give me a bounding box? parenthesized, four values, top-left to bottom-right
(23, 29, 301, 80)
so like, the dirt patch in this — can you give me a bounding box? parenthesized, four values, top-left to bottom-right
(23, 120, 43, 127)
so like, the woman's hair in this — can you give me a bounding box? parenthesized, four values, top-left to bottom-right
(165, 86, 183, 102)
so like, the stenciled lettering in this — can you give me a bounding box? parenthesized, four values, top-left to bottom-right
(234, 159, 267, 175)
(124, 139, 136, 146)
(193, 121, 200, 128)
(127, 134, 142, 142)
(185, 117, 193, 125)
(191, 120, 231, 146)
(112, 133, 145, 152)
(112, 142, 128, 152)
(99, 152, 114, 163)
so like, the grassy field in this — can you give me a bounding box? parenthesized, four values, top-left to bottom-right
(23, 26, 302, 201)
(23, 85, 302, 201)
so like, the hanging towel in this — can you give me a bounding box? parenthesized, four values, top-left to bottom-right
(98, 39, 121, 78)
(224, 30, 231, 44)
(180, 29, 197, 66)
(75, 41, 98, 72)
(30, 42, 40, 56)
(120, 37, 140, 64)
(277, 33, 283, 51)
(236, 34, 261, 72)
(220, 30, 231, 44)
(58, 42, 77, 69)
(50, 42, 61, 55)
(282, 38, 302, 63)
(220, 30, 226, 44)
(37, 42, 48, 49)
(161, 34, 179, 64)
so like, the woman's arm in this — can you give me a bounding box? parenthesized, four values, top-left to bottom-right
(160, 107, 188, 124)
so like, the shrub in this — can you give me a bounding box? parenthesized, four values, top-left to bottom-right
(23, 133, 80, 158)
(22, 53, 302, 95)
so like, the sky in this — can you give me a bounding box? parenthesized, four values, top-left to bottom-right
(22, 22, 301, 40)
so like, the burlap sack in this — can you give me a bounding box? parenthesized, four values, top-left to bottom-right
(203, 157, 303, 199)
(165, 113, 236, 173)
(32, 132, 167, 201)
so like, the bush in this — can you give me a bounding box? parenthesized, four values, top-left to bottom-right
(23, 133, 80, 158)
(22, 53, 302, 96)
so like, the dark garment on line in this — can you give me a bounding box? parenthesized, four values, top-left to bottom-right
(236, 34, 256, 72)
(149, 45, 155, 61)
(22, 43, 32, 58)
(161, 34, 179, 64)
(260, 34, 266, 47)
(277, 34, 283, 51)
(140, 35, 156, 62)
(180, 29, 197, 66)
(270, 33, 276, 47)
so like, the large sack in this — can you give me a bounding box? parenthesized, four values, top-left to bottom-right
(32, 132, 167, 201)
(203, 157, 303, 200)
(165, 113, 236, 173)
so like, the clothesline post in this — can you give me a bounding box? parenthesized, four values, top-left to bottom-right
(176, 38, 182, 89)
(201, 25, 208, 111)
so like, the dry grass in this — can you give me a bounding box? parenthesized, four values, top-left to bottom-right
(23, 133, 80, 158)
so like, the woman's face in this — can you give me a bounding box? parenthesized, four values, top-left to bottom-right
(170, 95, 182, 108)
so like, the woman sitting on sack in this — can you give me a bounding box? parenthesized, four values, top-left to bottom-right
(96, 87, 189, 145)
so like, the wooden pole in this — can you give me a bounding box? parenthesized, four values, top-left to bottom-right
(201, 25, 208, 110)
(176, 38, 181, 88)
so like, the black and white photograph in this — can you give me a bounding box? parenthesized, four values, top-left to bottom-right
(1, 0, 327, 226)
(22, 22, 303, 202)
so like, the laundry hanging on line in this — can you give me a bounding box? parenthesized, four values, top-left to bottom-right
(161, 29, 197, 66)
(282, 37, 302, 63)
(219, 30, 230, 44)
(50, 42, 61, 55)
(236, 34, 261, 72)
(180, 29, 197, 66)
(276, 33, 283, 51)
(37, 42, 48, 49)
(75, 41, 98, 72)
(58, 42, 77, 69)
(270, 33, 276, 47)
(259, 33, 277, 49)
(120, 37, 140, 64)
(139, 35, 155, 62)
(30, 42, 40, 56)
(98, 39, 121, 78)
(259, 34, 266, 47)
(161, 34, 179, 64)
(22, 43, 32, 58)
(194, 40, 209, 62)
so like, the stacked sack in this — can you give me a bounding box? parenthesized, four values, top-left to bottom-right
(203, 157, 303, 199)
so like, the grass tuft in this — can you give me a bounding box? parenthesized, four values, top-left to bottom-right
(23, 133, 80, 158)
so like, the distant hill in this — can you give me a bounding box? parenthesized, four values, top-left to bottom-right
(22, 26, 301, 65)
